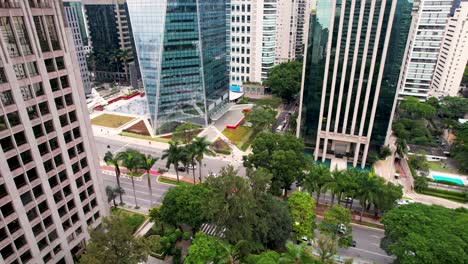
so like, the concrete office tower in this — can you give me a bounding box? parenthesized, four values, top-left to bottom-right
(0, 1, 108, 263)
(64, 4, 92, 96)
(230, 0, 277, 85)
(430, 1, 468, 97)
(83, 0, 137, 83)
(127, 0, 230, 134)
(398, 0, 454, 101)
(298, 0, 413, 168)
(275, 0, 312, 64)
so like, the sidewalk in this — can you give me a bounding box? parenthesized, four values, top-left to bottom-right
(316, 203, 384, 229)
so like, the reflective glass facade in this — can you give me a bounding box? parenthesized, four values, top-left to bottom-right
(128, 0, 229, 134)
(299, 0, 413, 167)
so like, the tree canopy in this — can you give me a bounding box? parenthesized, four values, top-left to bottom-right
(79, 217, 149, 264)
(263, 60, 303, 102)
(319, 205, 353, 247)
(245, 106, 277, 133)
(381, 203, 468, 264)
(287, 191, 316, 240)
(244, 132, 305, 195)
(184, 232, 225, 264)
(451, 123, 468, 172)
(400, 96, 436, 119)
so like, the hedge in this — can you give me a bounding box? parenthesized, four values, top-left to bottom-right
(420, 190, 466, 203)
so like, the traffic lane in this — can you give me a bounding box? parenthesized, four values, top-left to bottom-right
(102, 172, 172, 209)
(95, 136, 246, 176)
(339, 225, 394, 264)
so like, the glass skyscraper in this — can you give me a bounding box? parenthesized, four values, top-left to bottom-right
(297, 0, 413, 168)
(127, 0, 230, 134)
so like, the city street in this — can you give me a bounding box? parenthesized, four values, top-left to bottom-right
(339, 224, 394, 264)
(95, 136, 246, 178)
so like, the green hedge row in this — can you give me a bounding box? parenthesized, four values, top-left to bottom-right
(425, 187, 465, 198)
(420, 190, 466, 203)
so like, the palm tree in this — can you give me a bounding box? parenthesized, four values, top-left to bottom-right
(119, 49, 130, 82)
(316, 234, 337, 263)
(303, 162, 332, 205)
(328, 168, 342, 205)
(356, 170, 380, 221)
(104, 151, 123, 205)
(279, 241, 315, 264)
(216, 240, 241, 264)
(117, 149, 143, 208)
(161, 141, 183, 183)
(184, 144, 198, 184)
(191, 136, 214, 183)
(139, 154, 159, 208)
(105, 185, 125, 208)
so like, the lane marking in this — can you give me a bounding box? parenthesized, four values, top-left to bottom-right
(113, 143, 129, 154)
(350, 248, 395, 258)
(371, 235, 381, 239)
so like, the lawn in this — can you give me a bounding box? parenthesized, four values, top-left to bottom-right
(428, 161, 459, 174)
(110, 207, 147, 232)
(254, 96, 282, 109)
(158, 176, 193, 186)
(222, 126, 254, 151)
(91, 113, 135, 128)
(120, 131, 171, 143)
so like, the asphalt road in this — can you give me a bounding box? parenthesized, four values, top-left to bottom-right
(95, 136, 246, 179)
(339, 224, 394, 264)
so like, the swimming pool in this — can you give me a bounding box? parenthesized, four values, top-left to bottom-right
(431, 175, 464, 186)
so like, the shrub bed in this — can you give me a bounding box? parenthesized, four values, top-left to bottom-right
(211, 138, 231, 155)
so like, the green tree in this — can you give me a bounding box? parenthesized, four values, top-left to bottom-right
(244, 132, 305, 196)
(451, 123, 468, 171)
(381, 204, 468, 264)
(400, 96, 436, 119)
(159, 184, 210, 229)
(263, 60, 303, 102)
(245, 106, 277, 133)
(117, 149, 143, 208)
(184, 143, 198, 183)
(319, 205, 353, 247)
(161, 141, 184, 182)
(184, 232, 224, 264)
(356, 170, 382, 221)
(246, 250, 280, 264)
(105, 185, 124, 208)
(373, 182, 403, 217)
(138, 154, 159, 207)
(288, 191, 316, 240)
(79, 217, 149, 264)
(438, 96, 468, 120)
(203, 166, 257, 242)
(414, 176, 428, 192)
(303, 161, 333, 205)
(316, 234, 338, 264)
(408, 151, 429, 173)
(191, 136, 214, 183)
(279, 241, 318, 264)
(104, 151, 123, 204)
(174, 122, 198, 143)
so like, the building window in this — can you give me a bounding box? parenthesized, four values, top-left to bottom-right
(0, 90, 15, 106)
(13, 64, 27, 79)
(26, 61, 39, 76)
(0, 17, 20, 57)
(34, 16, 50, 52)
(45, 16, 60, 51)
(12, 16, 32, 55)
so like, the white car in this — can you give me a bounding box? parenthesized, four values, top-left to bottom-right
(396, 199, 414, 206)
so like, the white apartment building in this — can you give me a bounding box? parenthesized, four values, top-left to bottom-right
(398, 0, 454, 101)
(430, 2, 468, 97)
(230, 0, 277, 86)
(0, 1, 108, 263)
(275, 0, 312, 64)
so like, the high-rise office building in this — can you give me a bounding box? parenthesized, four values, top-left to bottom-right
(430, 1, 468, 98)
(0, 1, 108, 263)
(64, 3, 92, 96)
(230, 0, 277, 85)
(127, 0, 230, 134)
(298, 0, 413, 168)
(83, 0, 137, 83)
(275, 0, 312, 64)
(397, 0, 454, 101)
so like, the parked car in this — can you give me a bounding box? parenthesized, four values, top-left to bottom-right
(177, 167, 187, 172)
(352, 240, 357, 247)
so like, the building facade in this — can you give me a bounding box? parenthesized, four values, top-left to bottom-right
(430, 1, 468, 97)
(397, 0, 454, 101)
(83, 0, 137, 83)
(127, 0, 230, 134)
(0, 0, 108, 263)
(64, 3, 92, 96)
(297, 0, 413, 168)
(229, 0, 278, 86)
(275, 0, 312, 64)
